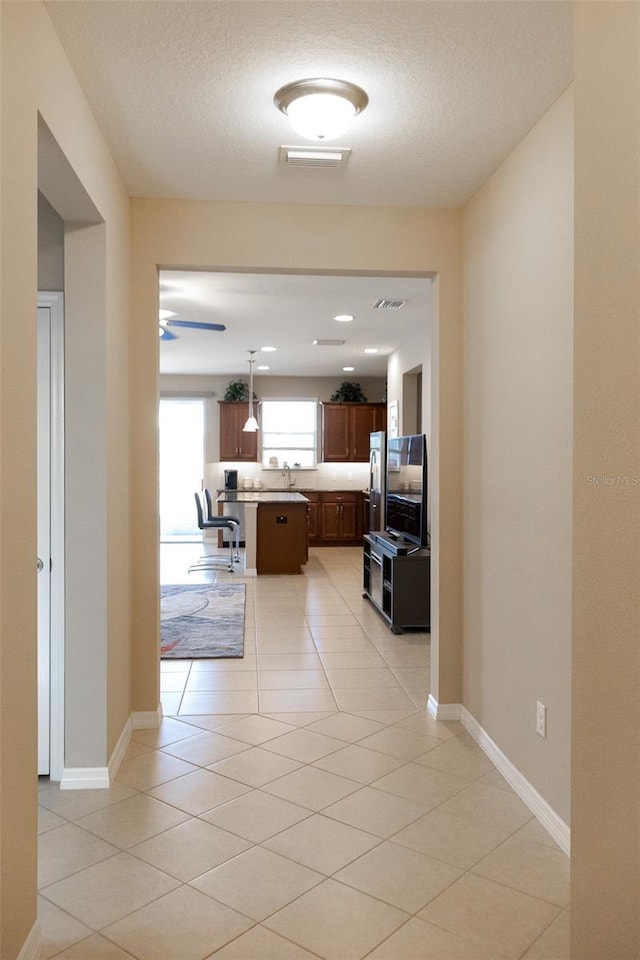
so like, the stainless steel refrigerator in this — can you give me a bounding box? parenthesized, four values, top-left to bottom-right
(368, 431, 386, 533)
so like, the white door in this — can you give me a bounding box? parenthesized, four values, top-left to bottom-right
(37, 293, 65, 779)
(37, 306, 52, 775)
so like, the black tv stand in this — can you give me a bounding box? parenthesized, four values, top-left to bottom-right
(363, 534, 430, 634)
(372, 531, 411, 555)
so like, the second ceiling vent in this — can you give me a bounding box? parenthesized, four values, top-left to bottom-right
(373, 298, 406, 310)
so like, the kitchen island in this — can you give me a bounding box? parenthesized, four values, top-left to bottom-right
(217, 491, 310, 575)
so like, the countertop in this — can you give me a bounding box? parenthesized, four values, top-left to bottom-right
(217, 491, 309, 503)
(218, 487, 366, 493)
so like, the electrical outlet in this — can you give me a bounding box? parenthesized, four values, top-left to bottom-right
(330, 472, 337, 481)
(347, 471, 353, 481)
(536, 701, 547, 738)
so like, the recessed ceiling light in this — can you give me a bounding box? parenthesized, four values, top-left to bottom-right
(334, 314, 354, 322)
(364, 347, 378, 354)
(257, 364, 270, 370)
(261, 346, 277, 352)
(158, 309, 176, 321)
(343, 366, 355, 372)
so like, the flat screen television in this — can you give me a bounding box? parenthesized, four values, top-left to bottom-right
(385, 434, 428, 547)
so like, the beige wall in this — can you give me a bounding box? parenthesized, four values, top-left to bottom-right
(463, 89, 574, 822)
(572, 5, 640, 956)
(0, 3, 131, 955)
(38, 191, 64, 290)
(386, 285, 433, 439)
(132, 199, 464, 716)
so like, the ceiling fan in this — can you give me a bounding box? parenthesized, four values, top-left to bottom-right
(159, 316, 226, 341)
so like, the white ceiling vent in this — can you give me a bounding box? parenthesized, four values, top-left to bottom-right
(312, 339, 346, 346)
(373, 298, 406, 310)
(279, 146, 351, 169)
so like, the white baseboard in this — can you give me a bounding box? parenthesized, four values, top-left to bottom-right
(108, 716, 133, 782)
(427, 694, 462, 721)
(60, 706, 162, 790)
(461, 706, 571, 856)
(17, 920, 42, 960)
(131, 704, 163, 729)
(60, 766, 110, 790)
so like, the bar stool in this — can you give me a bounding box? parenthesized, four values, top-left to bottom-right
(189, 492, 240, 573)
(204, 488, 240, 563)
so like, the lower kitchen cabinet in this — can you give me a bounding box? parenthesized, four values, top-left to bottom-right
(320, 492, 360, 542)
(256, 502, 308, 574)
(304, 491, 321, 541)
(304, 491, 363, 545)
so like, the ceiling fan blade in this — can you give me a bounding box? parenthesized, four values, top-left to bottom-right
(159, 327, 179, 341)
(165, 319, 226, 332)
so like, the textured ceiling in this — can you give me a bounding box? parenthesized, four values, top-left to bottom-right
(44, 1, 572, 377)
(46, 1, 572, 208)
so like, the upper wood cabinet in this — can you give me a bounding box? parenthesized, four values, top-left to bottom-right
(218, 401, 258, 461)
(321, 403, 386, 462)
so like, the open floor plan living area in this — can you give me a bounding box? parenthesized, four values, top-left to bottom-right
(37, 547, 569, 960)
(2, 4, 639, 958)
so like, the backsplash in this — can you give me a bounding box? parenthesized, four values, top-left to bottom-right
(214, 460, 369, 492)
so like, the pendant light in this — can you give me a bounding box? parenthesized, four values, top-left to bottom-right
(242, 350, 259, 432)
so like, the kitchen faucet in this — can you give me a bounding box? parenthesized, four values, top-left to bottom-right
(282, 461, 295, 488)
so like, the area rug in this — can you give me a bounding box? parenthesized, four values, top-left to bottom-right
(160, 583, 245, 659)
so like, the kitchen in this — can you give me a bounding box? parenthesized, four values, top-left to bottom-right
(159, 269, 433, 562)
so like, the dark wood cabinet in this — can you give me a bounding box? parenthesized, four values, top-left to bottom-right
(321, 403, 386, 462)
(304, 490, 364, 545)
(319, 492, 362, 543)
(321, 405, 350, 461)
(320, 493, 362, 541)
(305, 491, 321, 542)
(218, 402, 258, 462)
(256, 502, 308, 574)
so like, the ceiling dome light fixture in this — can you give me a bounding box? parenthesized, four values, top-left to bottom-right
(243, 350, 259, 433)
(274, 78, 369, 141)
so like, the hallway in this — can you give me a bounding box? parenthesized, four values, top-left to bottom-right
(37, 547, 569, 959)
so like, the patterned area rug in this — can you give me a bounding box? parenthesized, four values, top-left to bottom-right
(160, 583, 245, 659)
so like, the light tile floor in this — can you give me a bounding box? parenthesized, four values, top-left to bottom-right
(38, 545, 570, 959)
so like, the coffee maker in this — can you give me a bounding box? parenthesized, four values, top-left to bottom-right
(224, 469, 238, 491)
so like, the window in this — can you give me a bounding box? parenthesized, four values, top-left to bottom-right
(260, 399, 318, 469)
